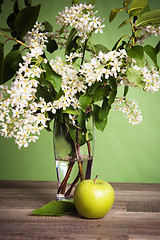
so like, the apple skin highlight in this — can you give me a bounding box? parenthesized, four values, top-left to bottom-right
(73, 179, 115, 219)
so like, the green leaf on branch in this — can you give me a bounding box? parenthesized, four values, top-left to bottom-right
(155, 41, 160, 54)
(123, 85, 129, 97)
(144, 45, 159, 69)
(0, 0, 4, 13)
(109, 8, 124, 22)
(127, 45, 144, 61)
(91, 85, 110, 102)
(93, 104, 107, 132)
(86, 116, 93, 132)
(63, 107, 79, 115)
(65, 28, 77, 55)
(35, 85, 53, 103)
(94, 44, 109, 53)
(79, 94, 92, 111)
(0, 28, 11, 32)
(54, 134, 72, 160)
(46, 38, 58, 53)
(7, 13, 16, 30)
(59, 25, 65, 35)
(3, 50, 22, 83)
(77, 109, 86, 132)
(136, 10, 160, 27)
(109, 76, 117, 90)
(42, 62, 62, 93)
(42, 21, 53, 32)
(118, 17, 132, 28)
(99, 98, 111, 121)
(24, 0, 32, 6)
(14, 4, 41, 39)
(13, 0, 19, 15)
(140, 4, 150, 15)
(126, 67, 145, 88)
(108, 89, 117, 106)
(32, 201, 76, 216)
(128, 0, 148, 17)
(112, 35, 128, 50)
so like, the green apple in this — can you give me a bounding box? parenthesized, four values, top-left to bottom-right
(73, 178, 115, 219)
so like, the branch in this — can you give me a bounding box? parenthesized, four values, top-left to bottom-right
(0, 32, 28, 48)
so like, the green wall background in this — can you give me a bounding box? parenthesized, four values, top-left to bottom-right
(0, 0, 160, 183)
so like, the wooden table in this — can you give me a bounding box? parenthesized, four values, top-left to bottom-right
(0, 181, 160, 240)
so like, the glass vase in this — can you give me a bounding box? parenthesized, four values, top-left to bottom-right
(53, 110, 95, 200)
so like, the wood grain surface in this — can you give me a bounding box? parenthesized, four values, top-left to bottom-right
(0, 181, 160, 240)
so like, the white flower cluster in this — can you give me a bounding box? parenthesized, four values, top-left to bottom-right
(137, 25, 160, 44)
(80, 49, 128, 86)
(50, 55, 87, 110)
(132, 65, 160, 93)
(0, 22, 51, 148)
(113, 98, 143, 125)
(56, 3, 105, 43)
(24, 22, 48, 58)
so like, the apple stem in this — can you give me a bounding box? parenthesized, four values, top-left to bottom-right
(95, 175, 98, 184)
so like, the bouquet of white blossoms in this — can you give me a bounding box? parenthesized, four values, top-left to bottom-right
(0, 0, 160, 162)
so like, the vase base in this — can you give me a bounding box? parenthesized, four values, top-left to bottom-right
(56, 193, 73, 201)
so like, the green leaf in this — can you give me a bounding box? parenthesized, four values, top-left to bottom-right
(108, 89, 117, 106)
(123, 85, 129, 97)
(24, 0, 32, 6)
(128, 0, 148, 16)
(59, 25, 65, 35)
(118, 17, 132, 28)
(46, 38, 58, 53)
(42, 62, 62, 93)
(35, 85, 53, 103)
(136, 10, 160, 27)
(12, 43, 21, 51)
(112, 35, 128, 50)
(94, 104, 108, 131)
(42, 21, 53, 32)
(155, 41, 160, 54)
(86, 116, 93, 132)
(127, 45, 144, 61)
(32, 201, 76, 216)
(126, 67, 145, 88)
(0, 0, 4, 13)
(94, 44, 109, 53)
(0, 43, 4, 84)
(14, 4, 41, 39)
(79, 94, 92, 111)
(13, 0, 19, 15)
(65, 28, 77, 55)
(77, 109, 86, 132)
(0, 28, 11, 32)
(109, 8, 124, 22)
(3, 50, 22, 83)
(144, 45, 159, 68)
(99, 98, 111, 121)
(63, 107, 79, 115)
(69, 127, 77, 142)
(140, 4, 150, 15)
(123, 0, 132, 7)
(91, 85, 107, 102)
(54, 134, 72, 160)
(7, 13, 16, 29)
(109, 76, 117, 90)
